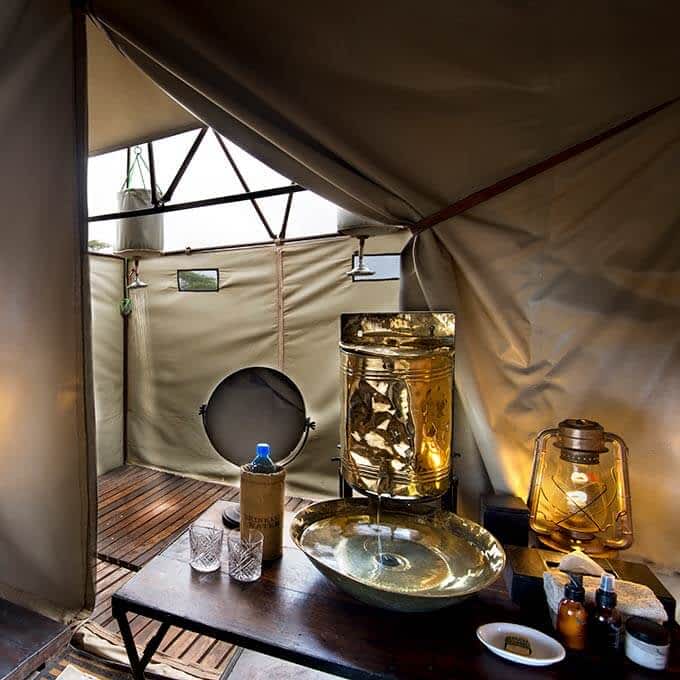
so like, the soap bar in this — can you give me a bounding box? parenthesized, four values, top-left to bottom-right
(504, 635, 532, 656)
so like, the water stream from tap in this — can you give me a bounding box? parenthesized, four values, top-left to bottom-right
(372, 470, 403, 570)
(129, 287, 154, 408)
(302, 467, 492, 595)
(374, 492, 383, 563)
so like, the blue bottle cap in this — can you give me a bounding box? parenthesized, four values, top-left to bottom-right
(256, 442, 271, 457)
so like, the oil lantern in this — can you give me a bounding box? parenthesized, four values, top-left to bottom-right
(527, 419, 633, 557)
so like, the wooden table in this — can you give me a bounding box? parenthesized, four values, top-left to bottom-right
(112, 500, 679, 679)
(0, 598, 70, 680)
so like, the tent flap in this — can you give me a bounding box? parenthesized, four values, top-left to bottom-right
(0, 0, 93, 616)
(407, 102, 680, 570)
(87, 18, 197, 155)
(90, 1, 680, 221)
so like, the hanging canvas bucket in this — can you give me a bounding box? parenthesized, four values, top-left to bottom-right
(114, 188, 164, 257)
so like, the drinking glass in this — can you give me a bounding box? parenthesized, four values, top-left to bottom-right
(227, 529, 264, 582)
(189, 523, 223, 572)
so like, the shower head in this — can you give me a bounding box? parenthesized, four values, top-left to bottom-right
(346, 235, 375, 277)
(127, 277, 148, 290)
(346, 259, 375, 277)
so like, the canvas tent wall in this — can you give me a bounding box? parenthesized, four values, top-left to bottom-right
(88, 1, 680, 572)
(401, 102, 680, 567)
(90, 233, 407, 497)
(90, 256, 125, 475)
(0, 1, 94, 617)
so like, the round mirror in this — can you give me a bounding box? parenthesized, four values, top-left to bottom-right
(201, 366, 308, 468)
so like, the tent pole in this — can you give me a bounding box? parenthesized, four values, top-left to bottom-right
(147, 142, 159, 207)
(213, 130, 276, 239)
(161, 127, 207, 204)
(126, 147, 131, 190)
(278, 182, 295, 240)
(122, 258, 129, 465)
(412, 94, 680, 235)
(88, 184, 305, 223)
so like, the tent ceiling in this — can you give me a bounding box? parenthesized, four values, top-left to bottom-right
(89, 2, 680, 222)
(87, 19, 198, 155)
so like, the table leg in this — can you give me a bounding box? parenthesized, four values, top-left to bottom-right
(113, 605, 169, 680)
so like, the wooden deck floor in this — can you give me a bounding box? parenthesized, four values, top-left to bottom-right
(97, 465, 239, 571)
(86, 464, 309, 679)
(90, 559, 237, 673)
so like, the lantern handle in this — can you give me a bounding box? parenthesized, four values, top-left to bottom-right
(527, 427, 559, 514)
(604, 431, 629, 457)
(604, 432, 634, 549)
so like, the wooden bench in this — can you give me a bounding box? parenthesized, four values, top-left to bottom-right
(0, 598, 70, 680)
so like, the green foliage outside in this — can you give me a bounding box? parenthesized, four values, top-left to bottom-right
(88, 239, 112, 251)
(178, 269, 218, 291)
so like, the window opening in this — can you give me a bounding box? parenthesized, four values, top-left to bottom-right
(87, 127, 337, 252)
(351, 253, 400, 282)
(177, 269, 220, 292)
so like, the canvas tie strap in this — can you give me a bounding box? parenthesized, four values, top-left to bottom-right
(274, 243, 285, 371)
(411, 96, 680, 235)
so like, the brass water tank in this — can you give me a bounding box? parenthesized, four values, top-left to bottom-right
(340, 312, 455, 500)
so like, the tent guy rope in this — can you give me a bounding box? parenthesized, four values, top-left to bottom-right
(411, 95, 680, 235)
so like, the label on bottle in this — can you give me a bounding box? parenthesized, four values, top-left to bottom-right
(590, 614, 622, 652)
(625, 635, 669, 670)
(241, 513, 281, 530)
(607, 625, 622, 650)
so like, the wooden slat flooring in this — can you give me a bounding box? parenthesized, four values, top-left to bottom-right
(38, 646, 132, 680)
(85, 559, 238, 677)
(96, 466, 237, 571)
(84, 464, 312, 679)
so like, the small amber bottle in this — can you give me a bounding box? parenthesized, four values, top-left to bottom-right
(557, 574, 587, 651)
(589, 573, 623, 653)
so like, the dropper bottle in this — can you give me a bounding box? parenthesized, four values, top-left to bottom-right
(557, 573, 588, 651)
(589, 573, 623, 653)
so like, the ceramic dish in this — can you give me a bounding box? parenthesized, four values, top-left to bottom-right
(477, 622, 566, 666)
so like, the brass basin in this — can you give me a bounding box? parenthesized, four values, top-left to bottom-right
(291, 498, 505, 613)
